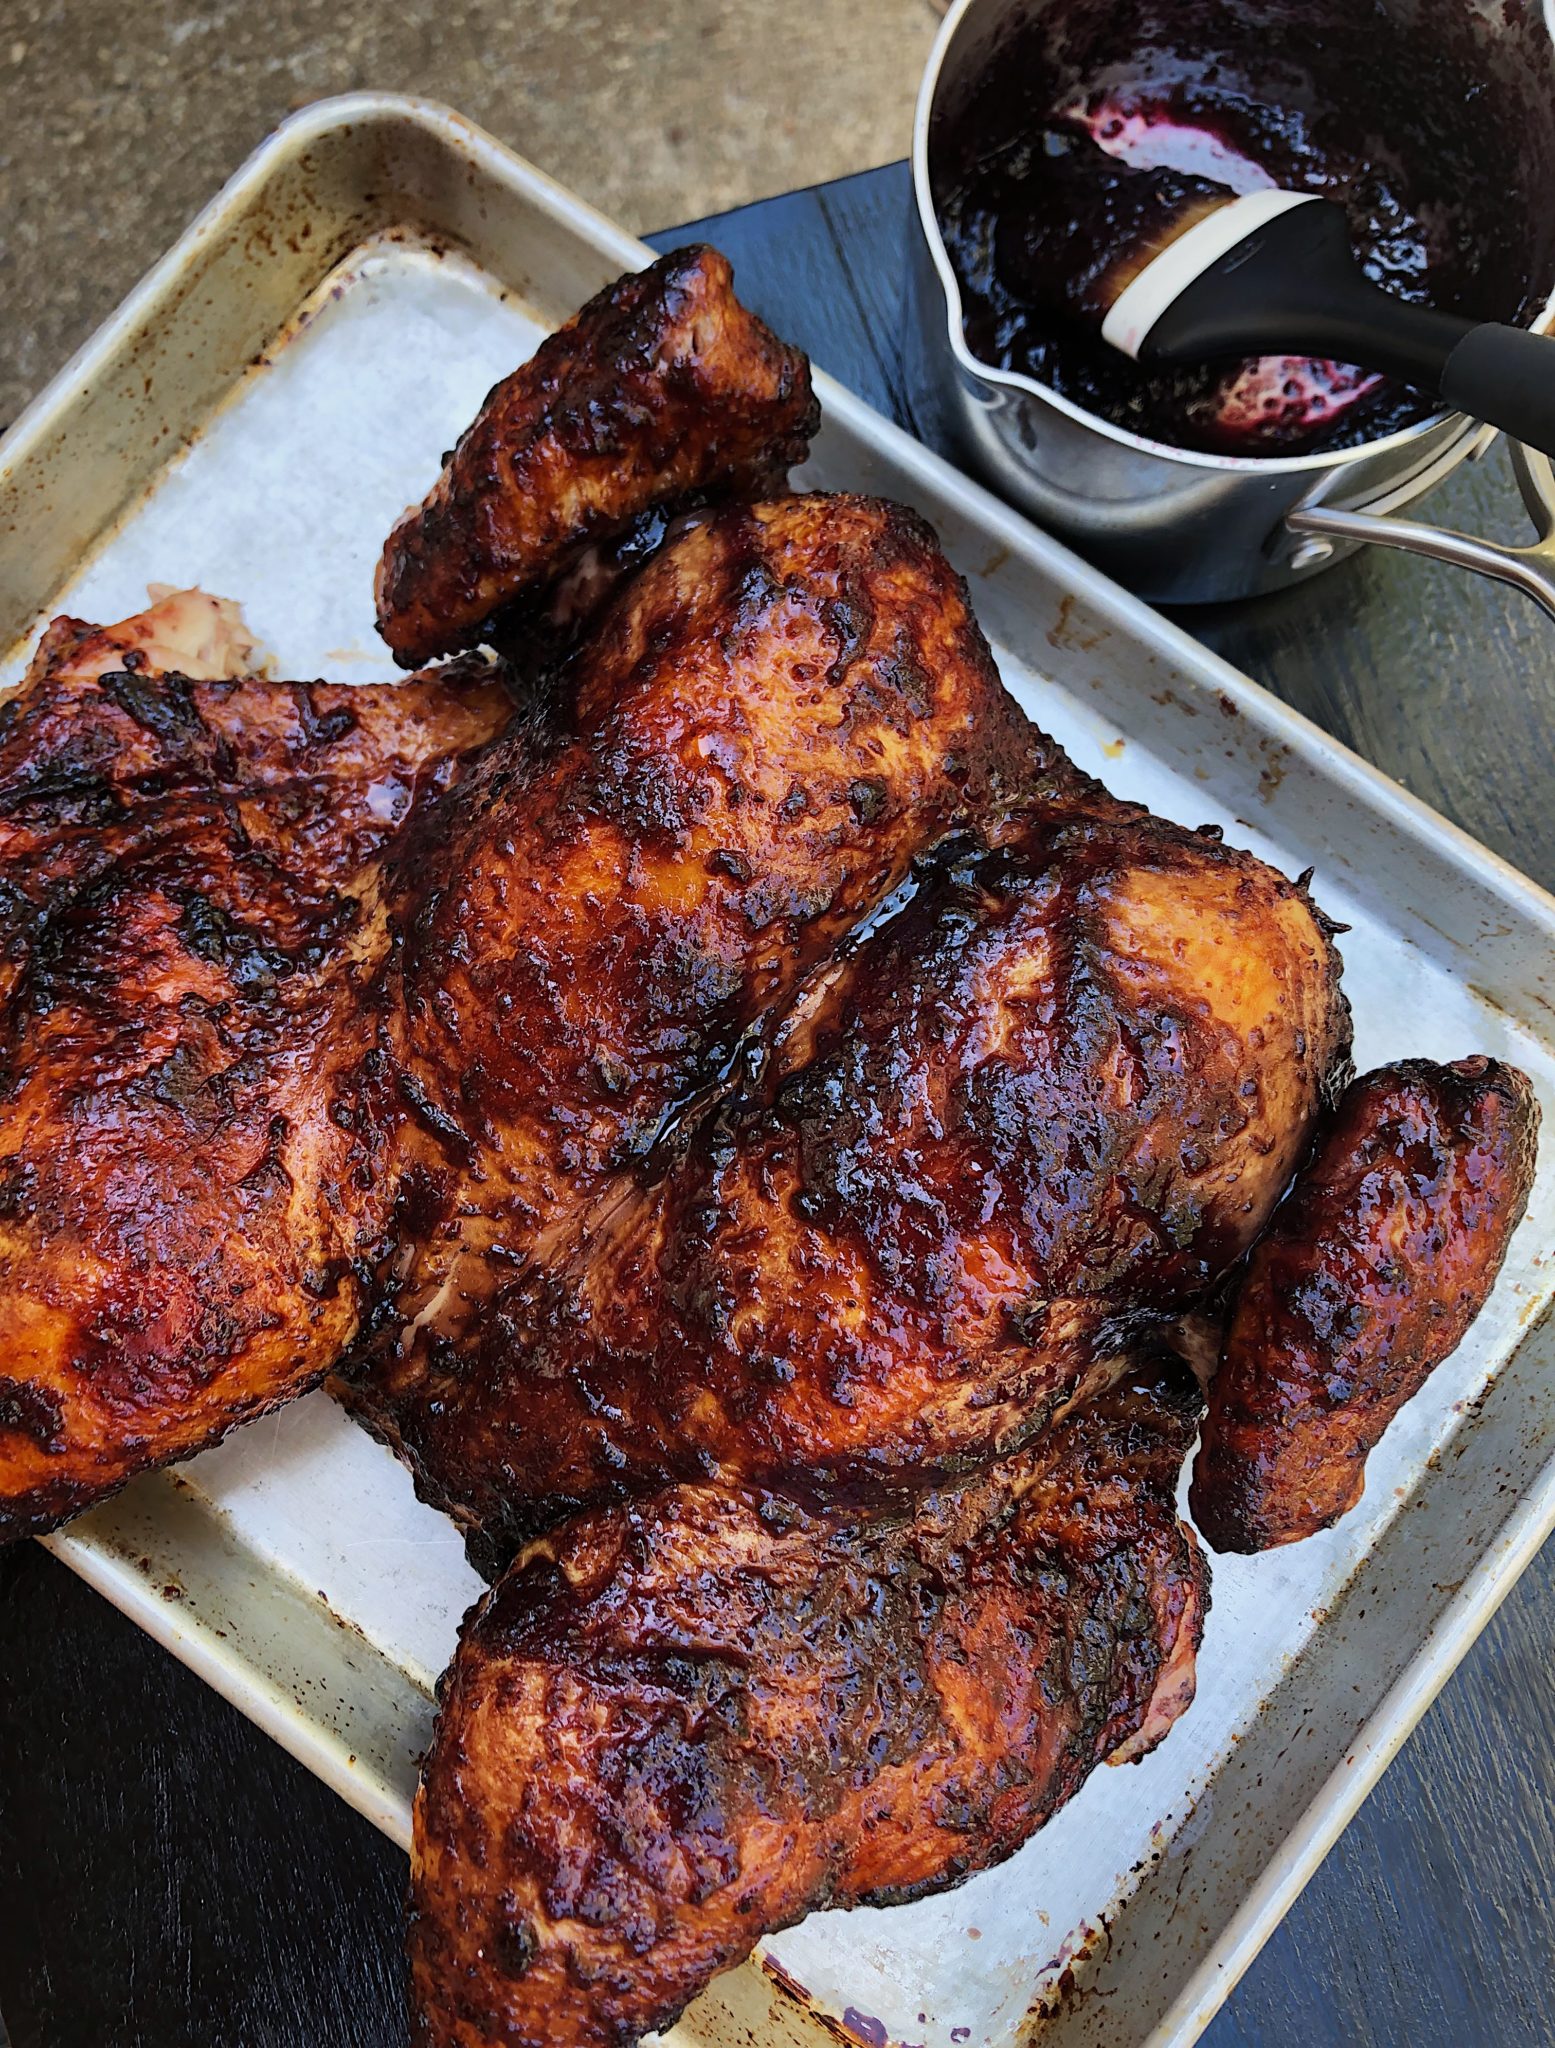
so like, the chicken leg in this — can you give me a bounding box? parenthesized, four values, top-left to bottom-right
(410, 1358, 1208, 2048)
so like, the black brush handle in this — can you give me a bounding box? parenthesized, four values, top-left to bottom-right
(1142, 200, 1555, 457)
(1439, 325, 1555, 459)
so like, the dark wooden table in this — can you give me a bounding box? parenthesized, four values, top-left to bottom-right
(3, 161, 1555, 2048)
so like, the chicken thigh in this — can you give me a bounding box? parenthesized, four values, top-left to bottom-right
(0, 593, 513, 1537)
(410, 1358, 1208, 2048)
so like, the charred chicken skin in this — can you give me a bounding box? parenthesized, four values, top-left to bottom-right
(409, 1358, 1208, 2048)
(1, 482, 1033, 1545)
(1191, 1056, 1539, 1552)
(0, 248, 1538, 2048)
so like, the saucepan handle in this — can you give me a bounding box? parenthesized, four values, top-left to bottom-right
(1286, 442, 1555, 622)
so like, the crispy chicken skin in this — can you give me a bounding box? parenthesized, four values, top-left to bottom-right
(409, 1359, 1208, 2048)
(347, 494, 1047, 1526)
(379, 806, 1347, 1562)
(1190, 1057, 1539, 1553)
(376, 247, 819, 667)
(0, 593, 515, 1540)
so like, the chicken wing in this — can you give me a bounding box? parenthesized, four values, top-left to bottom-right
(1190, 1056, 1539, 1552)
(376, 247, 819, 667)
(409, 1357, 1207, 2048)
(379, 803, 1349, 1565)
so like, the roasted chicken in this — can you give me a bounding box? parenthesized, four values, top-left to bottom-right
(0, 248, 1538, 2048)
(0, 591, 513, 1536)
(350, 489, 1047, 1549)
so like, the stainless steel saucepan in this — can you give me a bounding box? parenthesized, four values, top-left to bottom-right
(910, 0, 1555, 609)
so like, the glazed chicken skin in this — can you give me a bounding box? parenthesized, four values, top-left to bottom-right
(378, 804, 1347, 1563)
(0, 595, 509, 1012)
(376, 246, 819, 667)
(350, 492, 1047, 1526)
(0, 591, 515, 1539)
(409, 1358, 1208, 2048)
(1191, 1056, 1539, 1551)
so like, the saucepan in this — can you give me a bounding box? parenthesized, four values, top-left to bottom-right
(910, 0, 1555, 608)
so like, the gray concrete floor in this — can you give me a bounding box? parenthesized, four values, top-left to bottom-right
(0, 0, 938, 431)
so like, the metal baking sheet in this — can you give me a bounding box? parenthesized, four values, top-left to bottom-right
(3, 95, 1553, 2048)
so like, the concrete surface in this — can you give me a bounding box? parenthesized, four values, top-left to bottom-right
(0, 0, 938, 431)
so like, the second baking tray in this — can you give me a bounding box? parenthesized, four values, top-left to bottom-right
(3, 95, 1555, 2048)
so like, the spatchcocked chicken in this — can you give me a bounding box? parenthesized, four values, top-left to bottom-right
(0, 248, 1537, 2047)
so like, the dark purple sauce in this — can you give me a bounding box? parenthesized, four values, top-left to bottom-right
(930, 0, 1554, 457)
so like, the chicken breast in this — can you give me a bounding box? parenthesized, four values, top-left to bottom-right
(348, 493, 1044, 1537)
(378, 802, 1349, 1565)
